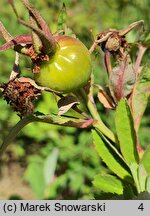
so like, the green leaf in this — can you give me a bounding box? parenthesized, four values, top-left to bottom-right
(115, 99, 139, 164)
(140, 145, 150, 175)
(146, 176, 150, 193)
(24, 156, 45, 199)
(44, 148, 59, 185)
(138, 164, 148, 192)
(131, 67, 150, 132)
(93, 174, 123, 195)
(92, 130, 131, 180)
(57, 3, 76, 37)
(130, 163, 140, 193)
(57, 3, 67, 33)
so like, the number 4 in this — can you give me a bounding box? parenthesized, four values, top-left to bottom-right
(138, 203, 144, 211)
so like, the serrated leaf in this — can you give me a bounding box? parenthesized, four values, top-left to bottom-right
(58, 96, 79, 116)
(92, 130, 131, 180)
(131, 67, 150, 132)
(140, 145, 150, 175)
(57, 3, 67, 33)
(109, 60, 135, 102)
(93, 174, 123, 195)
(44, 148, 59, 185)
(57, 3, 76, 37)
(138, 164, 148, 192)
(115, 99, 139, 164)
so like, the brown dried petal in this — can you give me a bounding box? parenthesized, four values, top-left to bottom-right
(98, 87, 115, 109)
(58, 95, 79, 116)
(1, 78, 41, 116)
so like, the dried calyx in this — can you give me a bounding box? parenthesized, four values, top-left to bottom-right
(1, 78, 41, 116)
(0, 0, 58, 73)
(92, 20, 145, 106)
(97, 20, 144, 60)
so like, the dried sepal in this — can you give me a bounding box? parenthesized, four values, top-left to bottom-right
(21, 0, 52, 36)
(0, 21, 13, 42)
(97, 31, 128, 59)
(90, 20, 144, 59)
(0, 34, 32, 52)
(9, 0, 57, 56)
(30, 16, 43, 55)
(119, 20, 144, 36)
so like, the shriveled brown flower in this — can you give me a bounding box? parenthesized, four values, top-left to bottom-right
(1, 78, 41, 116)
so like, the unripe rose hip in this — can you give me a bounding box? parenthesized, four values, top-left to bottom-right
(34, 36, 92, 93)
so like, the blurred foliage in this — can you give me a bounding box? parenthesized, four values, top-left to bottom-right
(0, 0, 150, 199)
